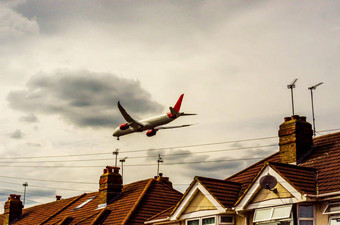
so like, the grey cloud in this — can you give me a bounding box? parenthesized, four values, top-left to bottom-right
(7, 70, 163, 128)
(0, 1, 39, 41)
(20, 113, 38, 123)
(146, 148, 247, 178)
(10, 129, 23, 139)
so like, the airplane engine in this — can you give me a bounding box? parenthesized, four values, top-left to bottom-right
(146, 129, 157, 137)
(119, 123, 130, 130)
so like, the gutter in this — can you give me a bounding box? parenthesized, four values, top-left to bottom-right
(305, 191, 340, 198)
(144, 217, 169, 224)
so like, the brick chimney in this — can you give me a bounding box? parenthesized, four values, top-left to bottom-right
(98, 166, 122, 206)
(278, 115, 313, 164)
(154, 173, 173, 188)
(3, 194, 23, 225)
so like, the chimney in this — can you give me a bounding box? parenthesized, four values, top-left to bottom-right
(154, 173, 173, 188)
(3, 194, 23, 225)
(56, 195, 62, 201)
(278, 115, 313, 164)
(98, 166, 122, 206)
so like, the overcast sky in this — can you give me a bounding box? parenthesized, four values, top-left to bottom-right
(0, 0, 339, 211)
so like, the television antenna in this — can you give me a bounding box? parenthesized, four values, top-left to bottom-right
(113, 149, 119, 167)
(157, 154, 163, 177)
(119, 157, 127, 183)
(287, 79, 298, 115)
(308, 82, 323, 136)
(22, 182, 28, 207)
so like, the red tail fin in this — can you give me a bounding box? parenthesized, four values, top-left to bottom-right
(173, 94, 184, 112)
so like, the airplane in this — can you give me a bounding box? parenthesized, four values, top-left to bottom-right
(113, 94, 196, 140)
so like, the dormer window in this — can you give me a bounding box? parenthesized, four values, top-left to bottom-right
(73, 196, 96, 210)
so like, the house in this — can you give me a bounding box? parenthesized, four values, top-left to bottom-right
(147, 115, 340, 225)
(0, 167, 183, 225)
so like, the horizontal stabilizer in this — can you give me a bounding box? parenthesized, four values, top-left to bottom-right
(180, 113, 197, 116)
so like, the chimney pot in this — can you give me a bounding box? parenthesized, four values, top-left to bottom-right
(292, 115, 300, 120)
(56, 195, 62, 201)
(284, 117, 291, 122)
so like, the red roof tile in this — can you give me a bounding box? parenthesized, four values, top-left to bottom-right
(0, 178, 182, 225)
(196, 177, 241, 208)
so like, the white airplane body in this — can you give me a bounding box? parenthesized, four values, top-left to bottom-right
(113, 94, 195, 139)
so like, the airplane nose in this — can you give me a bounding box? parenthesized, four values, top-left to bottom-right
(112, 128, 119, 136)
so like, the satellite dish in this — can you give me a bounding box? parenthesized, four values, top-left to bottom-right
(260, 175, 277, 190)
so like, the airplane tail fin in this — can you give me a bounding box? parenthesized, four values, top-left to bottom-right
(173, 94, 184, 112)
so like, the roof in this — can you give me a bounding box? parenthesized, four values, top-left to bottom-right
(195, 176, 241, 208)
(227, 131, 340, 199)
(300, 131, 340, 194)
(0, 178, 183, 225)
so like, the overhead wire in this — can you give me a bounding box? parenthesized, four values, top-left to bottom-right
(0, 144, 277, 164)
(0, 136, 278, 160)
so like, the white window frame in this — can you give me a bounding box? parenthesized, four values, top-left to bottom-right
(219, 215, 234, 224)
(186, 216, 217, 225)
(329, 215, 340, 225)
(324, 202, 340, 215)
(298, 204, 315, 225)
(253, 204, 293, 223)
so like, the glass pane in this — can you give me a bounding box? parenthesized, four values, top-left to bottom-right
(202, 217, 215, 225)
(187, 220, 199, 225)
(298, 205, 314, 218)
(221, 216, 233, 223)
(327, 204, 340, 213)
(330, 217, 340, 225)
(272, 205, 292, 219)
(299, 220, 314, 225)
(254, 208, 272, 222)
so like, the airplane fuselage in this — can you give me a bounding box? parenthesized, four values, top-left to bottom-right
(112, 114, 175, 137)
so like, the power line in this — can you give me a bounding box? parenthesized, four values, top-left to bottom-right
(0, 180, 93, 192)
(0, 175, 97, 185)
(0, 136, 278, 160)
(0, 157, 265, 168)
(0, 144, 277, 164)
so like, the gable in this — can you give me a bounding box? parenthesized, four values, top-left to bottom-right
(183, 190, 216, 214)
(250, 182, 293, 203)
(236, 164, 306, 211)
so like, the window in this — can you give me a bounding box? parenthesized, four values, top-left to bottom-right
(329, 216, 340, 225)
(186, 216, 217, 225)
(325, 202, 340, 214)
(220, 215, 234, 224)
(298, 204, 314, 225)
(187, 220, 199, 225)
(202, 217, 215, 225)
(73, 196, 96, 210)
(254, 205, 293, 223)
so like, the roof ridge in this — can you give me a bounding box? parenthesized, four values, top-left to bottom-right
(269, 161, 318, 171)
(196, 176, 242, 186)
(153, 178, 183, 195)
(226, 152, 279, 181)
(121, 178, 153, 225)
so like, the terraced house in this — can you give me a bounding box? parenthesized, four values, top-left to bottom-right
(0, 167, 182, 225)
(147, 115, 340, 225)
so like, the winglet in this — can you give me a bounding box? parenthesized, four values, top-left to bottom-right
(173, 94, 184, 112)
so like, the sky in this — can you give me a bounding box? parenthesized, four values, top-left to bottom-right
(0, 0, 339, 211)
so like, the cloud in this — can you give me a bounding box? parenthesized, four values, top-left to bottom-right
(10, 129, 23, 139)
(7, 70, 163, 128)
(0, 1, 39, 41)
(19, 113, 38, 123)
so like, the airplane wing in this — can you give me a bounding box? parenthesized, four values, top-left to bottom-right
(156, 124, 194, 130)
(117, 101, 144, 130)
